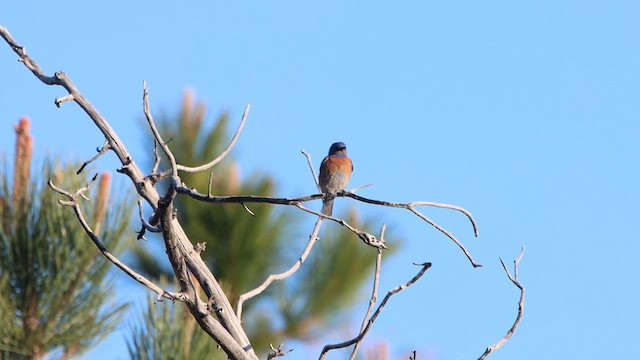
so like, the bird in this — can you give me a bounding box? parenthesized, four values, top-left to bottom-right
(318, 142, 353, 216)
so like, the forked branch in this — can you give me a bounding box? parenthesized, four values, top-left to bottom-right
(47, 174, 187, 303)
(319, 262, 433, 359)
(478, 247, 525, 360)
(1, 25, 257, 360)
(176, 184, 478, 265)
(2, 24, 498, 360)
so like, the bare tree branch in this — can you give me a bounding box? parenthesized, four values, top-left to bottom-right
(236, 217, 325, 320)
(294, 203, 388, 249)
(176, 104, 249, 173)
(1, 24, 505, 360)
(0, 25, 257, 360)
(344, 193, 478, 237)
(136, 198, 160, 240)
(154, 179, 255, 360)
(478, 247, 525, 360)
(47, 175, 186, 303)
(267, 343, 294, 360)
(143, 81, 178, 178)
(176, 185, 476, 263)
(345, 192, 481, 267)
(151, 139, 162, 175)
(301, 149, 321, 192)
(350, 225, 386, 360)
(319, 262, 433, 359)
(237, 204, 388, 320)
(76, 140, 111, 174)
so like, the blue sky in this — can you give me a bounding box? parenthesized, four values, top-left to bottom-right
(2, 1, 639, 359)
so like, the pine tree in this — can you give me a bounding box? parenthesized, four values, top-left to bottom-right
(128, 91, 397, 357)
(0, 117, 132, 359)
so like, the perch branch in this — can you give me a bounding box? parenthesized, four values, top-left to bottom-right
(176, 186, 476, 260)
(319, 262, 433, 359)
(478, 247, 525, 360)
(177, 184, 323, 204)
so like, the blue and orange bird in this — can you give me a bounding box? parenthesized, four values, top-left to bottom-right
(319, 142, 353, 216)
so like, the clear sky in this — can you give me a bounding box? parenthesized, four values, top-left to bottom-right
(2, 1, 639, 359)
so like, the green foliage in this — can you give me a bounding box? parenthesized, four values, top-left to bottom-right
(126, 287, 224, 360)
(129, 91, 398, 357)
(0, 132, 132, 359)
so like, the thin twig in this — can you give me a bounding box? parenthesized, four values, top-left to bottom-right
(151, 139, 161, 175)
(349, 183, 374, 193)
(240, 203, 255, 216)
(236, 217, 324, 320)
(346, 192, 479, 267)
(347, 193, 478, 237)
(478, 247, 525, 360)
(319, 262, 433, 359)
(266, 344, 294, 359)
(208, 171, 214, 196)
(176, 104, 249, 173)
(136, 199, 160, 240)
(77, 140, 111, 174)
(408, 205, 481, 267)
(301, 149, 321, 192)
(143, 81, 178, 178)
(350, 225, 386, 360)
(295, 203, 388, 249)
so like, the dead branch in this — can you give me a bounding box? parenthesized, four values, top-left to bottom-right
(319, 262, 432, 359)
(478, 247, 525, 360)
(236, 217, 324, 320)
(47, 175, 186, 303)
(294, 203, 388, 249)
(1, 23, 497, 360)
(0, 25, 257, 360)
(345, 193, 478, 236)
(301, 149, 321, 192)
(350, 225, 386, 360)
(136, 199, 160, 241)
(345, 192, 480, 267)
(266, 344, 294, 360)
(143, 81, 178, 178)
(176, 104, 249, 173)
(76, 140, 111, 174)
(176, 185, 475, 263)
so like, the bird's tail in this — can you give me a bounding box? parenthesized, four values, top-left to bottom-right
(321, 198, 334, 217)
